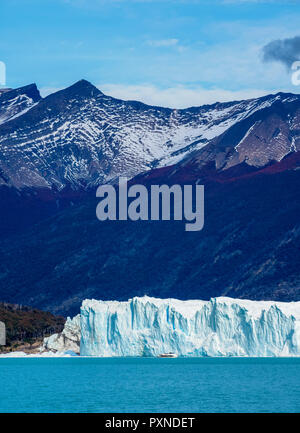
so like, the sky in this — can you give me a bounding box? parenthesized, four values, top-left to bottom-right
(1, 0, 300, 108)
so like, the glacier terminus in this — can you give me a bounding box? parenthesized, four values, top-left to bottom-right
(43, 296, 300, 357)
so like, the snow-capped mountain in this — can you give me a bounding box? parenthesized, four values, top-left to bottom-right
(1, 79, 297, 189)
(180, 92, 300, 173)
(136, 93, 300, 185)
(0, 84, 41, 126)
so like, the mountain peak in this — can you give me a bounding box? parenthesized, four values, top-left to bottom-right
(0, 83, 41, 103)
(65, 79, 103, 97)
(0, 83, 41, 126)
(37, 79, 103, 109)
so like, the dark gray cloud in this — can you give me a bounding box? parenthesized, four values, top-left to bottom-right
(262, 36, 300, 68)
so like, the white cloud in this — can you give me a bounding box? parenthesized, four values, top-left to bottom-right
(40, 87, 63, 97)
(40, 82, 278, 108)
(147, 39, 179, 47)
(41, 81, 296, 109)
(123, 14, 300, 91)
(98, 83, 277, 108)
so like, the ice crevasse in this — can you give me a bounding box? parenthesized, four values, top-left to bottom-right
(77, 296, 300, 357)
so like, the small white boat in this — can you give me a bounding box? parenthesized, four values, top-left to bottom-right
(158, 352, 178, 358)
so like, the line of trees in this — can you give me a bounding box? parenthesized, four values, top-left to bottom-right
(0, 302, 66, 347)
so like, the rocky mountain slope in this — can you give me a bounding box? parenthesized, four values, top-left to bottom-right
(0, 80, 296, 190)
(0, 162, 299, 316)
(0, 84, 41, 126)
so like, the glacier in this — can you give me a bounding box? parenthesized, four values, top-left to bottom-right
(78, 296, 300, 357)
(42, 314, 81, 354)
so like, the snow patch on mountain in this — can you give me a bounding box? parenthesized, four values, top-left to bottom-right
(1, 81, 296, 189)
(0, 84, 41, 126)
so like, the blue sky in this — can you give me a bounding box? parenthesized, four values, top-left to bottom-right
(1, 0, 300, 107)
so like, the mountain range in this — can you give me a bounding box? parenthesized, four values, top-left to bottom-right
(0, 80, 299, 315)
(1, 80, 299, 190)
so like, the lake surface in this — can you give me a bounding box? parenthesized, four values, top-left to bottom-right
(0, 357, 299, 413)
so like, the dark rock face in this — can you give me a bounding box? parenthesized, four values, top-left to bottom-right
(0, 164, 299, 317)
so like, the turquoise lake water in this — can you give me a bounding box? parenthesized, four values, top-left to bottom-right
(0, 357, 299, 413)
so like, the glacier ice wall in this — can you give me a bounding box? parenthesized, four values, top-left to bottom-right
(42, 314, 81, 354)
(80, 296, 300, 357)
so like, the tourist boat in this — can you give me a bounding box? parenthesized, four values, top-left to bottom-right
(158, 352, 178, 358)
